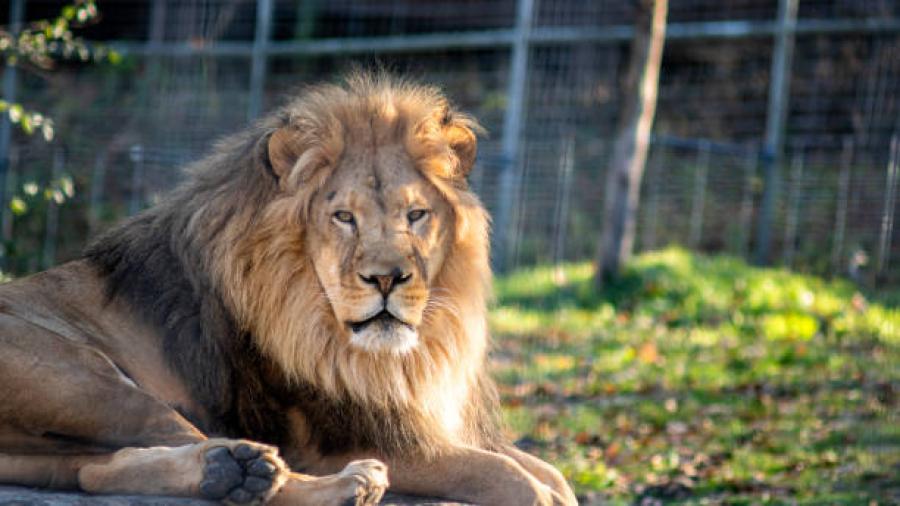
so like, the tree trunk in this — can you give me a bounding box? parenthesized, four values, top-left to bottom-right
(596, 0, 668, 287)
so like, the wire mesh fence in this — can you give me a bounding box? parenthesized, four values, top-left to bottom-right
(2, 0, 899, 284)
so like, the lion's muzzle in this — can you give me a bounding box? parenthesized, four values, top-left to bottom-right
(358, 267, 412, 297)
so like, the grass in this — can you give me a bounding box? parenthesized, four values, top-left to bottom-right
(490, 247, 899, 505)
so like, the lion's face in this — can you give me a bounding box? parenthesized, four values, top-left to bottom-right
(306, 141, 453, 354)
(226, 75, 492, 414)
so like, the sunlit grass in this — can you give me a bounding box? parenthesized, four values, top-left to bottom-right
(491, 247, 900, 504)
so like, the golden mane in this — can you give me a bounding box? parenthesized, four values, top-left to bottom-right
(70, 73, 573, 506)
(186, 73, 497, 452)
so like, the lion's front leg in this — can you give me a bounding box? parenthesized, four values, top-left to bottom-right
(81, 440, 388, 506)
(78, 439, 289, 504)
(269, 459, 388, 506)
(383, 445, 574, 506)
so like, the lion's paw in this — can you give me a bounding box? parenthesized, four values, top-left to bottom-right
(199, 441, 288, 505)
(336, 459, 389, 506)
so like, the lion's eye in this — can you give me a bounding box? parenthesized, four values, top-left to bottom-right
(407, 209, 430, 224)
(333, 211, 355, 224)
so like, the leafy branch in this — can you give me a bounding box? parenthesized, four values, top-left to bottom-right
(0, 0, 119, 140)
(9, 175, 75, 216)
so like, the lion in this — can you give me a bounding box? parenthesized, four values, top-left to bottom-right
(0, 72, 576, 505)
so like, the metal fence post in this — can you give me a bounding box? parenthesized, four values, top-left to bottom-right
(248, 0, 274, 121)
(552, 131, 575, 269)
(129, 145, 144, 215)
(493, 0, 534, 272)
(831, 137, 853, 272)
(755, 0, 798, 265)
(877, 135, 899, 277)
(689, 140, 710, 248)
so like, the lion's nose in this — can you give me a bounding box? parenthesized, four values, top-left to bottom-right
(359, 268, 412, 296)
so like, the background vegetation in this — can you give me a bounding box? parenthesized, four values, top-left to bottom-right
(492, 247, 899, 505)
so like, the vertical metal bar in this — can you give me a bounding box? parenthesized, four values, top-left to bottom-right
(129, 145, 144, 216)
(689, 140, 710, 248)
(738, 149, 758, 257)
(42, 147, 63, 269)
(0, 0, 26, 263)
(831, 138, 852, 272)
(471, 162, 485, 196)
(248, 0, 274, 121)
(140, 0, 167, 132)
(764, 0, 799, 157)
(782, 150, 804, 267)
(493, 0, 534, 271)
(889, 135, 900, 272)
(755, 0, 798, 264)
(89, 152, 108, 235)
(148, 0, 167, 43)
(509, 150, 531, 269)
(877, 135, 899, 276)
(552, 131, 575, 270)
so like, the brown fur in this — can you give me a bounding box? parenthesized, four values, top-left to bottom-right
(0, 72, 575, 505)
(215, 73, 498, 456)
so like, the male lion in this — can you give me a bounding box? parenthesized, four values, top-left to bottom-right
(0, 73, 576, 505)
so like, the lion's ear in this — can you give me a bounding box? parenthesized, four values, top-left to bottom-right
(267, 127, 304, 180)
(443, 115, 479, 178)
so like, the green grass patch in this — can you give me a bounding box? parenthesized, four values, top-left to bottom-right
(491, 247, 900, 505)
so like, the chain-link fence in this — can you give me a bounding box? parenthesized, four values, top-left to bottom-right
(2, 0, 899, 282)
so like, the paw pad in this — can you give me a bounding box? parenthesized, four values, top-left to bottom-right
(200, 444, 280, 505)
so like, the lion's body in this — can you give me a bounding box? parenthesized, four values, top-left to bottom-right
(0, 73, 575, 505)
(0, 261, 203, 454)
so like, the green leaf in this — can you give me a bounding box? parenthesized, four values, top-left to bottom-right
(20, 114, 33, 135)
(8, 104, 23, 123)
(9, 197, 27, 216)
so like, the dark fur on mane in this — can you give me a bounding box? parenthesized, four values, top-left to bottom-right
(84, 126, 291, 445)
(83, 120, 494, 457)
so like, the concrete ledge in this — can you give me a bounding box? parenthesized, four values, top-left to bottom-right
(0, 486, 464, 505)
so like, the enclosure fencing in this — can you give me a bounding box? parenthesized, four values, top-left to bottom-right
(2, 0, 899, 283)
